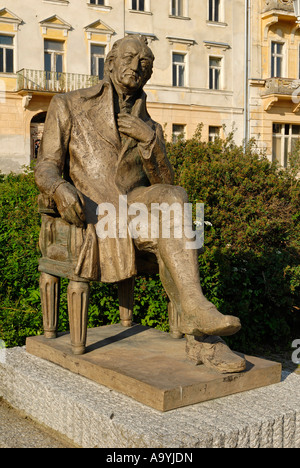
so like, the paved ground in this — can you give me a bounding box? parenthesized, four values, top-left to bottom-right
(0, 398, 78, 448)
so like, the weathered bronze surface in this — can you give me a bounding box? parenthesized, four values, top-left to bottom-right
(26, 325, 282, 412)
(34, 35, 246, 374)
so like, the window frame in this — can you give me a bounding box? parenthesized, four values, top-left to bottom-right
(172, 0, 183, 16)
(129, 0, 151, 13)
(87, 0, 112, 10)
(131, 0, 145, 11)
(208, 125, 221, 142)
(208, 0, 221, 22)
(272, 123, 300, 168)
(90, 42, 106, 80)
(170, 0, 188, 18)
(44, 39, 65, 78)
(172, 52, 186, 87)
(271, 41, 285, 78)
(89, 0, 105, 5)
(208, 55, 222, 90)
(172, 124, 186, 142)
(0, 34, 14, 74)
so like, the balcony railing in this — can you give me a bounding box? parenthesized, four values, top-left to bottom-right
(263, 0, 294, 13)
(16, 69, 100, 93)
(264, 77, 300, 95)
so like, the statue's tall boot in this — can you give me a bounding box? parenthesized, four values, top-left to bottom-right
(67, 280, 89, 355)
(158, 257, 245, 373)
(40, 272, 60, 339)
(158, 237, 241, 338)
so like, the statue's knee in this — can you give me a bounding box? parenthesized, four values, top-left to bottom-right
(166, 186, 189, 205)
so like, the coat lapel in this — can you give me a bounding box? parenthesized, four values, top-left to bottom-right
(86, 80, 121, 151)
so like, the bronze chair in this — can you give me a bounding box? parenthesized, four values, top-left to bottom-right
(37, 194, 183, 355)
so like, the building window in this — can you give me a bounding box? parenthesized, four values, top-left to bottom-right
(209, 57, 222, 89)
(0, 35, 14, 73)
(271, 42, 284, 78)
(172, 53, 186, 87)
(171, 0, 184, 16)
(172, 124, 186, 142)
(132, 0, 145, 11)
(209, 0, 221, 22)
(91, 44, 105, 80)
(44, 40, 64, 79)
(272, 123, 300, 168)
(89, 0, 105, 5)
(209, 126, 221, 142)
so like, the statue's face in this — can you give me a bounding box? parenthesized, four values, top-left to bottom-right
(110, 38, 153, 95)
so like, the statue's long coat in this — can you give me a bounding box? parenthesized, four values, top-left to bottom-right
(35, 78, 174, 282)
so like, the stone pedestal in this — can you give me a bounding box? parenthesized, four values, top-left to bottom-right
(1, 346, 300, 448)
(26, 324, 281, 412)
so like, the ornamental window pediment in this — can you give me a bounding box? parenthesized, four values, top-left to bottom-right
(40, 15, 72, 36)
(84, 20, 115, 40)
(0, 8, 23, 31)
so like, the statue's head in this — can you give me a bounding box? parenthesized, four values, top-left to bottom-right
(105, 35, 154, 95)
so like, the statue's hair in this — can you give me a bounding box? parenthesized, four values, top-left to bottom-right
(104, 34, 154, 78)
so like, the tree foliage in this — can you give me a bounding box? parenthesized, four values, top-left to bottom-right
(167, 129, 300, 352)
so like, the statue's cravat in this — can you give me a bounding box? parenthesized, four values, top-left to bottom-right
(117, 94, 135, 146)
(120, 97, 133, 114)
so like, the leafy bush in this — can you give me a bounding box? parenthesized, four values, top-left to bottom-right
(0, 129, 300, 354)
(0, 168, 42, 346)
(167, 129, 300, 352)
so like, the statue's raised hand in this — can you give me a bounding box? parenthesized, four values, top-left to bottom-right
(117, 114, 155, 144)
(53, 182, 86, 228)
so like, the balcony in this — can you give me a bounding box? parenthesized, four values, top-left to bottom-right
(262, 0, 297, 42)
(262, 0, 296, 25)
(264, 77, 300, 94)
(263, 0, 294, 14)
(16, 69, 100, 94)
(262, 77, 300, 111)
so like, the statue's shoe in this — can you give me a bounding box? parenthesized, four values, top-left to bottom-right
(186, 335, 247, 374)
(179, 303, 242, 337)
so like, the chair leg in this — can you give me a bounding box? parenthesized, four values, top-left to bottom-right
(118, 277, 135, 327)
(40, 272, 60, 339)
(67, 280, 90, 355)
(168, 301, 184, 339)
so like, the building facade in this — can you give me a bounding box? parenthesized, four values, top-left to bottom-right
(0, 0, 247, 173)
(249, 0, 300, 166)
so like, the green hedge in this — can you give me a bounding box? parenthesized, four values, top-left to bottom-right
(167, 130, 300, 352)
(0, 130, 299, 353)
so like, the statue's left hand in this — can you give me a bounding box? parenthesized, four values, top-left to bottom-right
(53, 182, 86, 228)
(118, 114, 155, 145)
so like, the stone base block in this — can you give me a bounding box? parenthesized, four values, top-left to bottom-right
(26, 324, 282, 412)
(1, 345, 300, 448)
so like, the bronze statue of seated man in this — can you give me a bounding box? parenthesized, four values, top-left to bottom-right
(35, 35, 246, 374)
